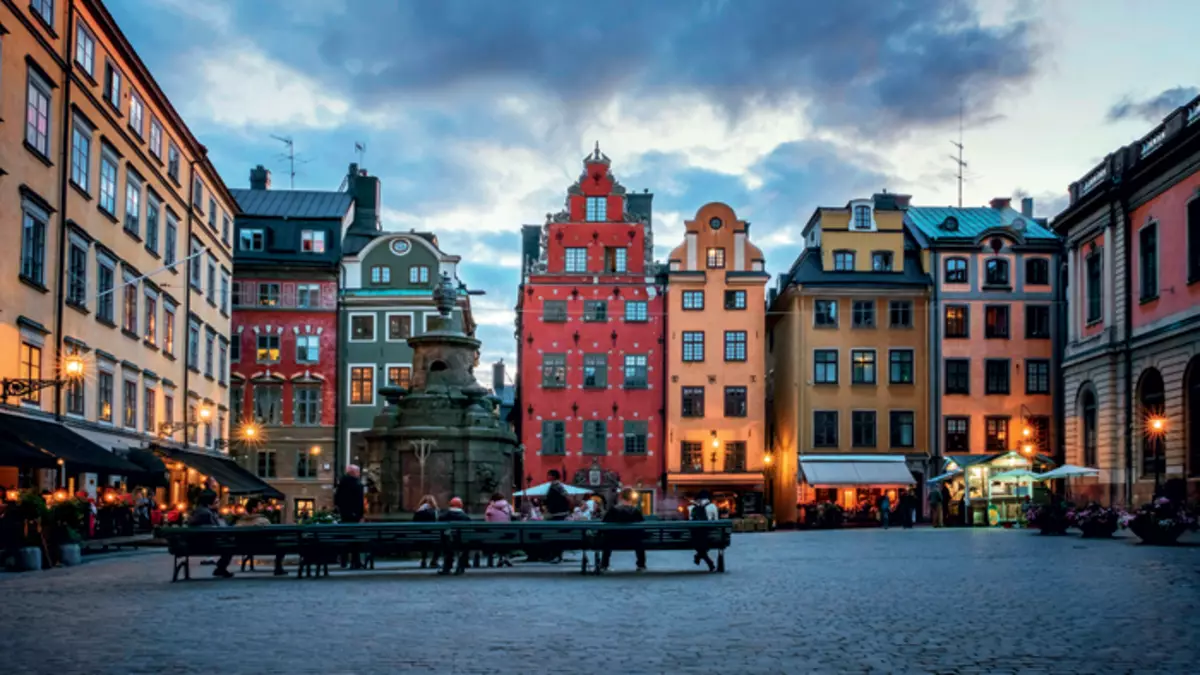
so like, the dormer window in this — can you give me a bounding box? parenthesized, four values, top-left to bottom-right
(586, 197, 605, 222)
(940, 216, 959, 231)
(984, 258, 1010, 287)
(833, 250, 855, 271)
(854, 206, 872, 229)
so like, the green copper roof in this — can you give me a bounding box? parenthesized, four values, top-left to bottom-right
(905, 206, 1058, 242)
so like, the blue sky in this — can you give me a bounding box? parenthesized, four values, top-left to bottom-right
(111, 0, 1198, 372)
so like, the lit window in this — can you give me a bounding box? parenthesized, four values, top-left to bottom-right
(706, 248, 726, 269)
(301, 229, 326, 253)
(256, 334, 280, 363)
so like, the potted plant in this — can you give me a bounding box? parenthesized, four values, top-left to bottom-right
(1125, 497, 1198, 545)
(51, 497, 88, 566)
(1024, 501, 1069, 535)
(1069, 502, 1123, 538)
(17, 492, 49, 571)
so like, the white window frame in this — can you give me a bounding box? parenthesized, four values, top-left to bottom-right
(99, 148, 119, 214)
(66, 233, 89, 308)
(239, 228, 265, 252)
(384, 362, 414, 388)
(143, 286, 158, 343)
(585, 196, 605, 222)
(149, 117, 163, 159)
(564, 248, 587, 273)
(124, 170, 142, 236)
(301, 229, 326, 253)
(128, 90, 145, 137)
(296, 283, 320, 309)
(70, 116, 92, 191)
(348, 312, 377, 343)
(75, 21, 96, 75)
(25, 66, 53, 157)
(296, 334, 320, 364)
(162, 301, 176, 356)
(385, 311, 416, 342)
(347, 363, 377, 407)
(104, 59, 122, 109)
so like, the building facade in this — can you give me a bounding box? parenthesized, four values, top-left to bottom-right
(664, 202, 769, 515)
(228, 165, 351, 522)
(1056, 94, 1200, 505)
(767, 194, 931, 524)
(516, 147, 662, 512)
(1, 0, 235, 496)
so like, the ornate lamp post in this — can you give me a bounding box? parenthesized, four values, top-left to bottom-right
(1, 354, 84, 405)
(1147, 415, 1167, 495)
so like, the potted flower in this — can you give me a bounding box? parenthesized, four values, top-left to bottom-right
(1125, 497, 1198, 545)
(16, 492, 49, 571)
(1069, 502, 1123, 538)
(51, 497, 88, 566)
(1024, 501, 1069, 535)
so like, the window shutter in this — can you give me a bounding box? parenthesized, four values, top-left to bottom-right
(238, 282, 254, 307)
(321, 282, 336, 309)
(281, 283, 296, 308)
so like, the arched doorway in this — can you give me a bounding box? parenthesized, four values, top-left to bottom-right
(1185, 357, 1200, 478)
(1079, 385, 1098, 467)
(1136, 368, 1166, 482)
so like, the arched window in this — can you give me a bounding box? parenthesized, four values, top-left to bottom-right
(1186, 357, 1200, 477)
(984, 258, 1010, 286)
(1137, 368, 1165, 477)
(1081, 388, 1097, 467)
(944, 257, 967, 283)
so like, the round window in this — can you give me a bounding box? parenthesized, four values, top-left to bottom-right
(709, 217, 723, 230)
(390, 239, 411, 256)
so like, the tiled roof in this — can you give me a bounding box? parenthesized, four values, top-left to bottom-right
(905, 206, 1058, 242)
(230, 189, 353, 219)
(788, 248, 930, 288)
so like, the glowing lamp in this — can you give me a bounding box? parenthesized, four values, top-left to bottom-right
(1022, 427, 1032, 438)
(54, 490, 68, 502)
(175, 502, 186, 511)
(243, 424, 259, 439)
(1022, 443, 1034, 456)
(63, 355, 84, 378)
(104, 492, 116, 503)
(711, 437, 720, 449)
(5, 489, 19, 502)
(1150, 417, 1166, 433)
(763, 454, 773, 466)
(310, 446, 321, 456)
(56, 458, 65, 466)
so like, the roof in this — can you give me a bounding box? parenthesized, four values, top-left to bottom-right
(230, 189, 354, 219)
(905, 206, 1058, 242)
(787, 248, 930, 288)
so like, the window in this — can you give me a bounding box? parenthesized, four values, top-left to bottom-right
(75, 21, 95, 75)
(985, 359, 1010, 395)
(350, 315, 375, 341)
(71, 121, 91, 190)
(583, 421, 606, 454)
(985, 417, 1009, 452)
(724, 441, 747, 473)
(945, 417, 969, 453)
(889, 301, 912, 328)
(189, 239, 203, 289)
(124, 174, 142, 236)
(582, 354, 606, 388)
(984, 258, 1010, 287)
(814, 299, 837, 327)
(256, 451, 277, 479)
(222, 215, 231, 246)
(208, 198, 216, 229)
(145, 197, 160, 254)
(123, 379, 137, 429)
(301, 230, 326, 253)
(564, 248, 588, 273)
(167, 143, 180, 182)
(585, 196, 605, 222)
(187, 405, 198, 444)
(1082, 390, 1097, 466)
(229, 334, 239, 363)
(370, 265, 390, 284)
(623, 422, 647, 455)
(25, 69, 52, 157)
(852, 300, 875, 328)
(945, 305, 968, 338)
(296, 283, 320, 309)
(872, 251, 893, 271)
(814, 350, 838, 384)
(294, 386, 321, 426)
(853, 205, 872, 230)
(724, 387, 747, 417)
(944, 257, 968, 283)
(393, 365, 417, 386)
(408, 265, 430, 284)
(1026, 258, 1049, 286)
(256, 334, 280, 363)
(541, 421, 566, 454)
(1024, 305, 1050, 339)
(605, 247, 626, 273)
(296, 449, 317, 478)
(17, 343, 42, 404)
(833, 251, 855, 271)
(852, 411, 876, 448)
(682, 331, 705, 362)
(813, 411, 838, 447)
(98, 372, 113, 422)
(103, 60, 121, 108)
(67, 242, 87, 307)
(165, 214, 178, 267)
(624, 300, 647, 322)
(257, 282, 279, 307)
(219, 271, 229, 313)
(682, 441, 704, 472)
(543, 300, 567, 322)
(1190, 198, 1200, 283)
(724, 331, 746, 361)
(204, 329, 215, 377)
(890, 411, 915, 448)
(187, 321, 200, 370)
(889, 350, 914, 384)
(217, 340, 227, 384)
(623, 355, 647, 389)
(239, 229, 265, 252)
(1139, 224, 1158, 300)
(144, 293, 157, 343)
(706, 248, 726, 269)
(149, 118, 163, 159)
(1086, 252, 1102, 323)
(682, 290, 704, 310)
(851, 349, 877, 384)
(129, 92, 144, 137)
(583, 300, 607, 322)
(97, 259, 115, 323)
(349, 368, 374, 405)
(945, 359, 970, 395)
(204, 257, 214, 303)
(65, 364, 85, 416)
(984, 305, 1010, 339)
(191, 178, 203, 208)
(1026, 359, 1050, 395)
(296, 335, 320, 364)
(541, 354, 566, 388)
(20, 208, 47, 286)
(162, 304, 175, 356)
(724, 290, 746, 310)
(163, 393, 174, 429)
(122, 272, 138, 334)
(97, 150, 118, 214)
(681, 387, 705, 417)
(387, 314, 412, 340)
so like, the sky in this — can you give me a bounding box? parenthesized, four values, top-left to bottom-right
(110, 0, 1199, 376)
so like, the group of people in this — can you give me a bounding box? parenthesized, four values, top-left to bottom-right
(877, 490, 920, 529)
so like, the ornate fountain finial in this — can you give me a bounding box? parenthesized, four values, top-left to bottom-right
(594, 140, 601, 160)
(434, 271, 456, 319)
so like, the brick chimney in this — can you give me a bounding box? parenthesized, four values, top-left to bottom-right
(249, 164, 271, 190)
(492, 360, 506, 393)
(1020, 197, 1034, 218)
(990, 197, 1012, 210)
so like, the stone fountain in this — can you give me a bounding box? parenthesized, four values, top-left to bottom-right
(362, 274, 518, 517)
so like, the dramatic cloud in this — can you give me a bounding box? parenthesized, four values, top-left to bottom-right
(1106, 86, 1199, 123)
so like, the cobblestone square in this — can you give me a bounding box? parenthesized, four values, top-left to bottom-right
(2, 528, 1198, 674)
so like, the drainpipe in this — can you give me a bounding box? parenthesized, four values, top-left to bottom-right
(1053, 249, 1066, 465)
(929, 251, 941, 489)
(183, 159, 197, 449)
(1116, 160, 1134, 505)
(52, 1, 78, 420)
(333, 263, 344, 485)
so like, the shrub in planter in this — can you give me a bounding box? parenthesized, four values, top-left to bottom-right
(816, 502, 844, 529)
(1024, 502, 1070, 535)
(1068, 502, 1123, 538)
(1124, 497, 1198, 545)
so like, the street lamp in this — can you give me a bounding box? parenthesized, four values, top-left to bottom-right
(1, 354, 85, 405)
(160, 405, 214, 437)
(1146, 414, 1167, 493)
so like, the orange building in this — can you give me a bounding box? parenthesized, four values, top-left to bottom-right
(664, 204, 769, 516)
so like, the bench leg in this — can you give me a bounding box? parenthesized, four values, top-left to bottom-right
(717, 549, 726, 573)
(580, 551, 589, 575)
(172, 556, 189, 582)
(473, 551, 481, 568)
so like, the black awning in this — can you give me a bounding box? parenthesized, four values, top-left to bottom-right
(0, 432, 57, 468)
(0, 412, 143, 475)
(163, 448, 283, 498)
(123, 448, 169, 488)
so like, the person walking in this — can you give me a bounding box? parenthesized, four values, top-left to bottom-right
(187, 491, 233, 578)
(690, 490, 718, 572)
(484, 492, 515, 568)
(879, 493, 891, 529)
(929, 487, 944, 528)
(236, 498, 286, 576)
(335, 465, 365, 569)
(438, 497, 471, 575)
(600, 487, 646, 572)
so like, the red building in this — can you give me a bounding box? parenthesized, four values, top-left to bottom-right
(516, 146, 663, 513)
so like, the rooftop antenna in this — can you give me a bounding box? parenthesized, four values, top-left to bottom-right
(948, 98, 967, 208)
(271, 134, 297, 189)
(355, 141, 367, 168)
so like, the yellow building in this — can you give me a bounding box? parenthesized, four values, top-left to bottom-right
(767, 194, 931, 525)
(665, 203, 769, 517)
(1, 0, 238, 497)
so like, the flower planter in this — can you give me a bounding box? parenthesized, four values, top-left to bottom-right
(17, 546, 42, 571)
(1078, 521, 1119, 539)
(59, 543, 82, 566)
(1129, 521, 1187, 546)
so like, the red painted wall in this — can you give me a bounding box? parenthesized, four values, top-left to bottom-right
(1130, 168, 1200, 329)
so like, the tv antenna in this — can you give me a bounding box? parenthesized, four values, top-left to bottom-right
(355, 141, 367, 167)
(270, 134, 313, 189)
(948, 98, 967, 208)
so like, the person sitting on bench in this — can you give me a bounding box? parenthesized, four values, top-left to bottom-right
(235, 498, 286, 576)
(187, 491, 233, 579)
(601, 487, 646, 572)
(438, 497, 471, 575)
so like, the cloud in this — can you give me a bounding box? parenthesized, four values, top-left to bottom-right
(1106, 86, 1198, 123)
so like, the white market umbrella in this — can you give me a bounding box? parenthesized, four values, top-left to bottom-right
(989, 469, 1042, 482)
(514, 482, 594, 497)
(1038, 465, 1100, 481)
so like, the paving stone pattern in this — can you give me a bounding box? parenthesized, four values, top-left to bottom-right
(2, 529, 1198, 674)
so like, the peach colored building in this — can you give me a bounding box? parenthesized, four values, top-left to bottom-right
(665, 203, 769, 516)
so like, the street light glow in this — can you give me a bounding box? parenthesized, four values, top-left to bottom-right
(198, 406, 213, 421)
(1150, 416, 1166, 433)
(63, 355, 84, 378)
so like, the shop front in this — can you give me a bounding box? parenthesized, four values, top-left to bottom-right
(667, 473, 765, 519)
(931, 452, 1054, 526)
(797, 455, 918, 526)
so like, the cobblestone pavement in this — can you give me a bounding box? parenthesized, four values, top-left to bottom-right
(2, 528, 1198, 674)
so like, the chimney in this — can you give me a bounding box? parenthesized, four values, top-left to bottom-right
(990, 197, 1012, 210)
(492, 360, 506, 393)
(892, 194, 912, 209)
(347, 163, 382, 233)
(1021, 197, 1034, 218)
(249, 165, 271, 190)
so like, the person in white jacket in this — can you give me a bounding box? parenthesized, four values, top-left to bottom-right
(690, 490, 719, 572)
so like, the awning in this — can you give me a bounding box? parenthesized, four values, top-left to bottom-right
(800, 455, 916, 487)
(65, 427, 171, 488)
(123, 448, 170, 487)
(668, 472, 764, 486)
(0, 433, 56, 468)
(927, 470, 963, 484)
(0, 412, 143, 475)
(162, 447, 283, 498)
